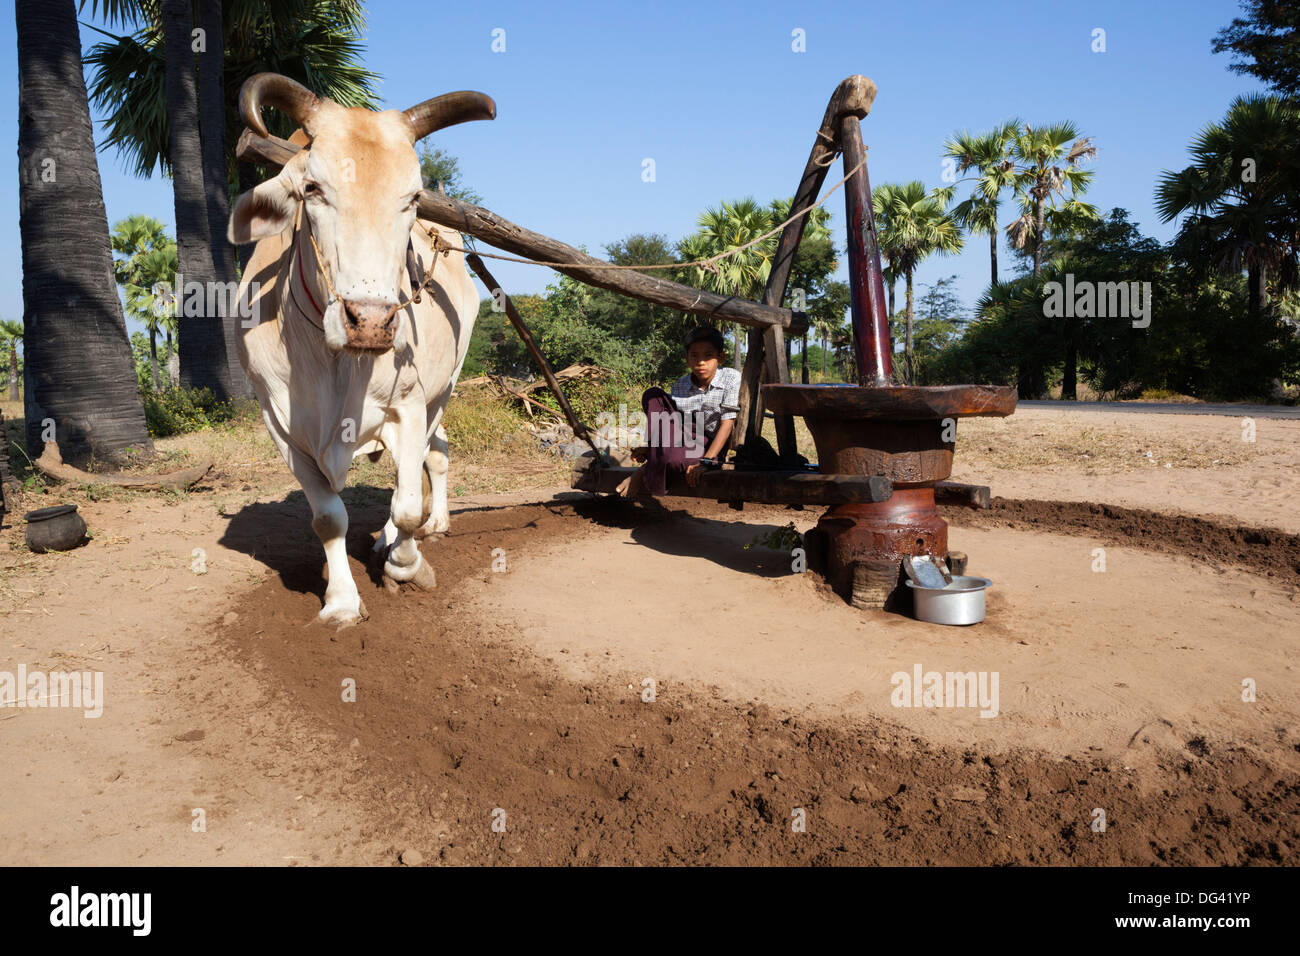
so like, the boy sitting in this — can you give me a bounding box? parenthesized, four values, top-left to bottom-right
(619, 325, 741, 498)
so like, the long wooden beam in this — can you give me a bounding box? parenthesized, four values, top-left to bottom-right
(235, 129, 807, 335)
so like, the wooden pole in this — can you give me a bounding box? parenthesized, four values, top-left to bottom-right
(734, 76, 879, 459)
(464, 253, 605, 460)
(840, 113, 893, 386)
(235, 130, 806, 336)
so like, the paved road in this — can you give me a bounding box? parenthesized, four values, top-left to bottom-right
(1018, 400, 1300, 420)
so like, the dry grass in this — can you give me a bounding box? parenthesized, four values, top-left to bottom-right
(1, 387, 574, 532)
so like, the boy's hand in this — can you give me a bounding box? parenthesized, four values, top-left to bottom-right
(630, 446, 649, 463)
(685, 462, 705, 487)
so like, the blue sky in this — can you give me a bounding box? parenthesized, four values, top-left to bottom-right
(0, 0, 1270, 341)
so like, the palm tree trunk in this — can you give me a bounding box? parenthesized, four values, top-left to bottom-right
(8, 341, 18, 401)
(800, 332, 808, 384)
(195, 0, 251, 398)
(1248, 263, 1267, 315)
(821, 331, 828, 380)
(165, 327, 175, 387)
(732, 324, 743, 370)
(1062, 330, 1077, 401)
(1032, 191, 1046, 276)
(162, 0, 230, 400)
(149, 327, 160, 391)
(904, 268, 915, 385)
(16, 0, 153, 465)
(989, 228, 998, 286)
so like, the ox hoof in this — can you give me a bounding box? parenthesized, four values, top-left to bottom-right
(383, 558, 437, 592)
(415, 516, 450, 539)
(319, 599, 368, 629)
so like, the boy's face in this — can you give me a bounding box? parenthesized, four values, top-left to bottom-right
(687, 342, 720, 382)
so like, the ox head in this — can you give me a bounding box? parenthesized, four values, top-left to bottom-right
(228, 73, 495, 353)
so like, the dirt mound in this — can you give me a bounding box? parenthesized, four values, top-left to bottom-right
(218, 496, 1299, 865)
(950, 497, 1300, 588)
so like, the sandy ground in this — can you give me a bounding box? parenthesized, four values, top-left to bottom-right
(471, 500, 1300, 767)
(0, 407, 1296, 864)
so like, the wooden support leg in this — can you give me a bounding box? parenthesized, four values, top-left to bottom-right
(763, 325, 797, 461)
(733, 326, 767, 455)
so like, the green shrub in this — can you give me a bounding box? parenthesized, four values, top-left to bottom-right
(141, 384, 256, 437)
(443, 387, 536, 461)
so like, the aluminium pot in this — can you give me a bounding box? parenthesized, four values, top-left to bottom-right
(905, 575, 992, 626)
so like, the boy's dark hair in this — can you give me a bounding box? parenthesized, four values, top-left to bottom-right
(684, 325, 725, 355)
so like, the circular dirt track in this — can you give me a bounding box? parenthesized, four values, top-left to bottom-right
(215, 494, 1299, 865)
(951, 498, 1300, 588)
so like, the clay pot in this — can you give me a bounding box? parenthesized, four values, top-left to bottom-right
(24, 504, 87, 553)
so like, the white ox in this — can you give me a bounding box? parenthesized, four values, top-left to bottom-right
(227, 73, 495, 626)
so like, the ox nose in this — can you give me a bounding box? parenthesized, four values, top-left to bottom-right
(341, 298, 399, 351)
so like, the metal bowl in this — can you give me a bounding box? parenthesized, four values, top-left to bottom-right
(905, 575, 992, 626)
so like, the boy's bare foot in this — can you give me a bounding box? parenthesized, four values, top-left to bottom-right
(616, 468, 646, 499)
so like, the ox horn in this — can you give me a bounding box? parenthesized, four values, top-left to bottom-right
(239, 72, 321, 138)
(403, 91, 497, 142)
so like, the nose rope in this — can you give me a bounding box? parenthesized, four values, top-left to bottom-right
(305, 223, 451, 313)
(307, 229, 342, 303)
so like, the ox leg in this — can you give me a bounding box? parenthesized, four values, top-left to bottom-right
(415, 424, 451, 539)
(381, 416, 437, 590)
(291, 458, 368, 627)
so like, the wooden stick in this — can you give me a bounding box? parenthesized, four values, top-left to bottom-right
(490, 376, 563, 422)
(466, 254, 604, 459)
(236, 130, 807, 335)
(933, 480, 991, 510)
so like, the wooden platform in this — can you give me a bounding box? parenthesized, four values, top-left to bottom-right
(574, 464, 992, 511)
(573, 464, 893, 506)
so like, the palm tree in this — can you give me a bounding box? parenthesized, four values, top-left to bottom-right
(882, 260, 900, 321)
(111, 215, 178, 390)
(84, 1, 377, 191)
(975, 275, 1056, 398)
(678, 198, 777, 369)
(0, 321, 22, 402)
(1156, 93, 1300, 317)
(16, 0, 153, 464)
(1006, 122, 1099, 275)
(873, 181, 964, 384)
(942, 120, 1019, 286)
(82, 0, 378, 399)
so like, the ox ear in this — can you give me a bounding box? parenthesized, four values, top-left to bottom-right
(228, 173, 298, 244)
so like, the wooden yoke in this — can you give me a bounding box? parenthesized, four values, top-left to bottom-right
(732, 75, 878, 461)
